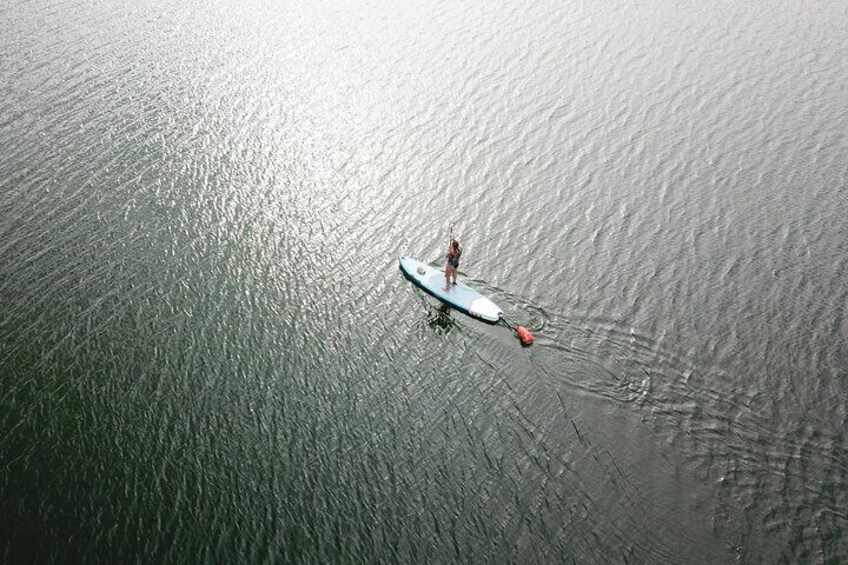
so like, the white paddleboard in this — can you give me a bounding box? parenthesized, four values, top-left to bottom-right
(399, 256, 503, 323)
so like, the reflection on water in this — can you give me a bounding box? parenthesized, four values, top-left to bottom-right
(1, 0, 847, 562)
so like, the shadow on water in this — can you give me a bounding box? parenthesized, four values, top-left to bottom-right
(426, 303, 455, 334)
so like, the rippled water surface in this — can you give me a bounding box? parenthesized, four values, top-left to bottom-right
(2, 0, 847, 562)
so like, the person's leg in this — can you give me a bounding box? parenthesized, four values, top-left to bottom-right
(443, 266, 452, 290)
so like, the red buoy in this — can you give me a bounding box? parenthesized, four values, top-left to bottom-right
(515, 325, 534, 346)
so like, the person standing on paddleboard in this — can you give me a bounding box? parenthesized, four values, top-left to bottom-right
(443, 237, 462, 291)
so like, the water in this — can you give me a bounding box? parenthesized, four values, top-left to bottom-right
(2, 0, 847, 562)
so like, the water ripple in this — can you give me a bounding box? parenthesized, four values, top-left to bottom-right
(3, 0, 848, 562)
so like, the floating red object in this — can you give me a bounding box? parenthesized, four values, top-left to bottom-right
(515, 325, 534, 346)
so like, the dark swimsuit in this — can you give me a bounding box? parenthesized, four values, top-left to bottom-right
(447, 248, 461, 269)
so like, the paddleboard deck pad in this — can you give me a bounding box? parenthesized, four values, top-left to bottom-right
(399, 256, 503, 323)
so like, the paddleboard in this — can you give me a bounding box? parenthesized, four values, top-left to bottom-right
(399, 256, 503, 323)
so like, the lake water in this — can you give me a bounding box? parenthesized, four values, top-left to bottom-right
(2, 0, 847, 562)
